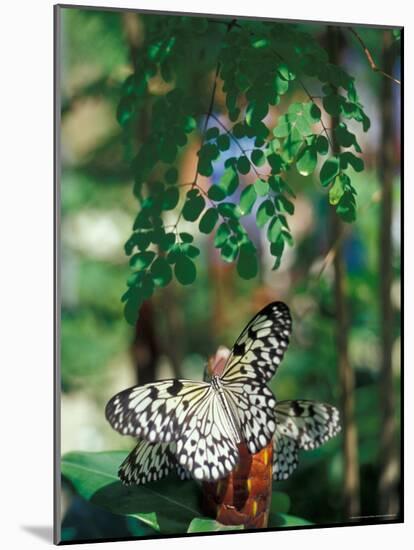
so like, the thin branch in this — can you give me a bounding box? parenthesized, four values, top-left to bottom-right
(209, 113, 266, 180)
(348, 28, 401, 85)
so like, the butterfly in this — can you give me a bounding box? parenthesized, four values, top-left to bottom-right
(272, 400, 341, 481)
(117, 400, 341, 485)
(105, 301, 292, 482)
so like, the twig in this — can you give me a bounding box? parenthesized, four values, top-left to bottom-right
(348, 28, 401, 85)
(209, 113, 267, 180)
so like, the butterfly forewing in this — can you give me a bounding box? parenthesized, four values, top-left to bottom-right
(272, 400, 341, 481)
(221, 302, 292, 384)
(105, 379, 211, 442)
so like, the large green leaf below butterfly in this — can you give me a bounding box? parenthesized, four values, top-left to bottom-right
(61, 451, 205, 534)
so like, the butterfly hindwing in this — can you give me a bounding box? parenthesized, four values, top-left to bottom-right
(222, 378, 277, 454)
(221, 302, 292, 384)
(175, 387, 240, 481)
(272, 400, 341, 481)
(119, 440, 176, 485)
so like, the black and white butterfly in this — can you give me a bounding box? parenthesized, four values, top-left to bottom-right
(117, 400, 341, 486)
(106, 301, 292, 482)
(272, 400, 341, 481)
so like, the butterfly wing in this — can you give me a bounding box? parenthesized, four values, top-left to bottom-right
(105, 379, 211, 443)
(272, 400, 341, 481)
(219, 302, 291, 454)
(222, 379, 277, 454)
(119, 440, 177, 485)
(220, 302, 292, 384)
(175, 386, 240, 481)
(106, 380, 240, 481)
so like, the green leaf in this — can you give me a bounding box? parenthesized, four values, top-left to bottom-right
(336, 188, 357, 222)
(179, 232, 193, 243)
(340, 151, 364, 172)
(220, 241, 239, 263)
(282, 127, 303, 160)
(174, 254, 196, 285)
(254, 178, 269, 196)
(237, 243, 258, 279)
(267, 216, 282, 242)
(151, 257, 172, 287)
(208, 185, 226, 201)
(217, 202, 240, 219)
(165, 167, 178, 185)
(270, 491, 291, 514)
(237, 155, 251, 175)
(303, 102, 321, 123)
(162, 186, 180, 210)
(182, 244, 200, 258)
(273, 73, 289, 95)
(217, 134, 230, 151)
(267, 153, 284, 173)
(205, 127, 219, 140)
(251, 149, 266, 167)
(278, 63, 295, 81)
(199, 207, 219, 234)
(61, 451, 204, 534)
(129, 251, 155, 270)
(239, 184, 257, 215)
(276, 195, 295, 215)
(219, 166, 239, 196)
(256, 199, 275, 227)
(268, 513, 313, 528)
(320, 157, 340, 186)
(246, 101, 268, 126)
(315, 135, 329, 155)
(296, 145, 317, 176)
(182, 193, 205, 222)
(124, 293, 143, 325)
(329, 175, 345, 205)
(214, 223, 231, 248)
(323, 94, 343, 117)
(187, 518, 244, 533)
(273, 114, 292, 138)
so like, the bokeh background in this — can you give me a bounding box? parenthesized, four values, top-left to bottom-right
(58, 6, 401, 542)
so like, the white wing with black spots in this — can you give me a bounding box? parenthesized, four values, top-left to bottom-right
(105, 379, 210, 443)
(272, 400, 341, 481)
(222, 379, 277, 454)
(221, 302, 292, 383)
(175, 385, 240, 481)
(119, 440, 177, 485)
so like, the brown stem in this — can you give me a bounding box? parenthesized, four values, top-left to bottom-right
(328, 26, 360, 519)
(378, 30, 400, 517)
(348, 28, 401, 85)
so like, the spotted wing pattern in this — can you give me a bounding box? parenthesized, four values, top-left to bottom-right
(105, 302, 294, 484)
(221, 302, 292, 383)
(105, 379, 210, 442)
(272, 400, 341, 481)
(175, 387, 240, 480)
(119, 440, 192, 485)
(119, 440, 177, 485)
(222, 379, 277, 454)
(106, 381, 240, 481)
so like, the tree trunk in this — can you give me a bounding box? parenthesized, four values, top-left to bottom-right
(328, 26, 360, 519)
(378, 30, 400, 518)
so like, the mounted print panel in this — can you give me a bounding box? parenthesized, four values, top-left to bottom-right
(54, 3, 403, 545)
